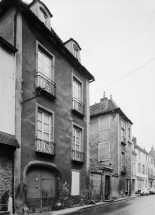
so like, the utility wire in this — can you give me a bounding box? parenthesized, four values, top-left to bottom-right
(90, 57, 155, 95)
(80, 0, 117, 42)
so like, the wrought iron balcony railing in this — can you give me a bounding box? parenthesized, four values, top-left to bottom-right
(121, 166, 127, 174)
(121, 136, 126, 145)
(72, 149, 84, 163)
(36, 72, 56, 99)
(148, 174, 155, 180)
(72, 98, 85, 117)
(35, 139, 56, 155)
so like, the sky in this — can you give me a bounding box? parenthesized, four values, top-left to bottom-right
(25, 0, 155, 152)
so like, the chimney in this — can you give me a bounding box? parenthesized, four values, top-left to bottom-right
(132, 136, 137, 147)
(100, 92, 109, 111)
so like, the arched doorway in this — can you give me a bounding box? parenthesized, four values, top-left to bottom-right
(25, 162, 60, 213)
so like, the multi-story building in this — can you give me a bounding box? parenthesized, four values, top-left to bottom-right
(0, 36, 20, 213)
(131, 139, 137, 194)
(0, 0, 94, 213)
(89, 94, 133, 200)
(131, 139, 155, 193)
(133, 139, 148, 191)
(149, 147, 155, 189)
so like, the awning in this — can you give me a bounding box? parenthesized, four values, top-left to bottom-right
(0, 131, 20, 148)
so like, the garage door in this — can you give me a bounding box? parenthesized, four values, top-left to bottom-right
(26, 166, 56, 213)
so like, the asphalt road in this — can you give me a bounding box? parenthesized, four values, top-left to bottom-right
(73, 195, 155, 215)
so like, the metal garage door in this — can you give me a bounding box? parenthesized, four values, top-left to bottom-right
(26, 166, 56, 213)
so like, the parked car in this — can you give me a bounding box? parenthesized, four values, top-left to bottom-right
(140, 188, 149, 196)
(135, 190, 141, 194)
(148, 188, 155, 194)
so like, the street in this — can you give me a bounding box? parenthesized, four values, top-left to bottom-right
(72, 196, 155, 215)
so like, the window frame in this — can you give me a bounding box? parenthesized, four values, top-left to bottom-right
(40, 6, 48, 25)
(98, 141, 110, 162)
(35, 103, 54, 142)
(72, 122, 84, 153)
(72, 74, 83, 103)
(73, 44, 78, 58)
(99, 115, 110, 131)
(36, 41, 55, 82)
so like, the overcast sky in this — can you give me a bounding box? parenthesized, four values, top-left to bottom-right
(25, 0, 155, 152)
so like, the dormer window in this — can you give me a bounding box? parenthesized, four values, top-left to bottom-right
(40, 7, 48, 25)
(73, 44, 78, 59)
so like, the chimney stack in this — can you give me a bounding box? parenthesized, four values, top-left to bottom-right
(100, 92, 108, 111)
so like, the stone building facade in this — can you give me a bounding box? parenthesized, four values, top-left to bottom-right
(0, 0, 94, 213)
(89, 94, 133, 200)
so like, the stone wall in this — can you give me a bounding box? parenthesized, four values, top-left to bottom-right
(0, 145, 14, 211)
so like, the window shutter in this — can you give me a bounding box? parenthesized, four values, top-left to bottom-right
(98, 142, 110, 161)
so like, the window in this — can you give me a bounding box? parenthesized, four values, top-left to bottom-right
(138, 163, 141, 173)
(128, 127, 130, 139)
(98, 142, 110, 161)
(40, 7, 48, 25)
(99, 115, 110, 131)
(36, 108, 54, 154)
(71, 170, 80, 195)
(72, 76, 84, 116)
(38, 48, 54, 81)
(143, 165, 145, 174)
(121, 152, 125, 167)
(37, 46, 55, 96)
(72, 125, 83, 162)
(73, 77, 82, 102)
(73, 44, 78, 58)
(121, 127, 125, 137)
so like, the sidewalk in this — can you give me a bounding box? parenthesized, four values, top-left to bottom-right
(30, 196, 136, 215)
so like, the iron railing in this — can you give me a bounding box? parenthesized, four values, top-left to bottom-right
(148, 174, 155, 180)
(72, 149, 84, 162)
(121, 136, 126, 145)
(72, 98, 85, 116)
(36, 139, 56, 155)
(36, 72, 56, 97)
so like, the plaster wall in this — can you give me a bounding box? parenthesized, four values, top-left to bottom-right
(20, 15, 89, 202)
(0, 8, 15, 46)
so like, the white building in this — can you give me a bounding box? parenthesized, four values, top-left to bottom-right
(132, 137, 155, 193)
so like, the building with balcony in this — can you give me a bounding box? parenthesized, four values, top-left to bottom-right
(89, 94, 133, 200)
(132, 137, 149, 192)
(131, 139, 155, 193)
(0, 0, 94, 213)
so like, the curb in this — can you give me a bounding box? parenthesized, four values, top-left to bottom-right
(49, 196, 136, 215)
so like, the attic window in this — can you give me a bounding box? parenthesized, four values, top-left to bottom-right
(40, 7, 48, 25)
(73, 44, 78, 58)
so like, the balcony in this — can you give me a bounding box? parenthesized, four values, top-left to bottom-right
(121, 136, 126, 145)
(36, 72, 56, 100)
(72, 149, 84, 163)
(121, 166, 127, 174)
(72, 98, 85, 118)
(35, 139, 56, 156)
(148, 174, 155, 180)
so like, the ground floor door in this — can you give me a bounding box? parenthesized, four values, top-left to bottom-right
(90, 173, 102, 201)
(105, 175, 110, 200)
(26, 166, 56, 213)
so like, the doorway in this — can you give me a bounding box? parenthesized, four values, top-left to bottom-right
(105, 175, 110, 200)
(26, 166, 56, 213)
